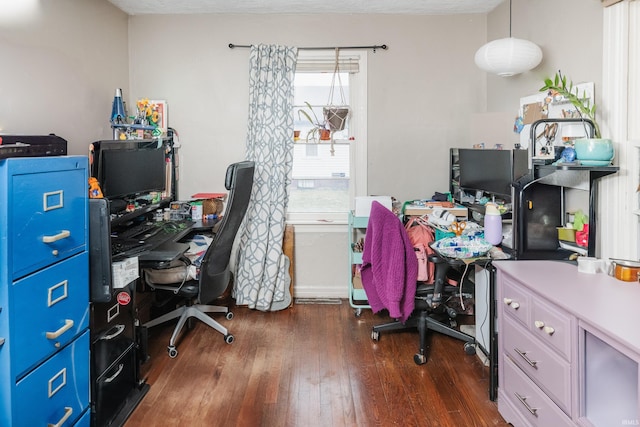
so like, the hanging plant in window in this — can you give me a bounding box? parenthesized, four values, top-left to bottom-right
(323, 48, 350, 132)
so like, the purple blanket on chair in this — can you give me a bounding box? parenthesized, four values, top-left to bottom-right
(361, 201, 417, 322)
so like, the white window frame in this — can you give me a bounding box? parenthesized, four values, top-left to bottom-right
(286, 49, 368, 226)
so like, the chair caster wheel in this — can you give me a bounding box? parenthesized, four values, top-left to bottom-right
(225, 334, 234, 344)
(464, 342, 476, 355)
(354, 308, 362, 317)
(371, 330, 380, 341)
(414, 353, 427, 365)
(226, 311, 234, 320)
(168, 346, 178, 358)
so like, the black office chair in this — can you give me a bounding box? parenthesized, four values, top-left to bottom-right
(142, 161, 255, 358)
(365, 207, 476, 365)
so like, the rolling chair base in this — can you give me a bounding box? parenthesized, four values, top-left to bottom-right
(371, 311, 476, 365)
(143, 304, 234, 358)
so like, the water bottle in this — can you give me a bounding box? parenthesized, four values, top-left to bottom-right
(484, 203, 503, 246)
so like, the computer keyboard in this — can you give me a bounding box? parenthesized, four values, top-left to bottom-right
(117, 222, 157, 239)
(111, 239, 152, 259)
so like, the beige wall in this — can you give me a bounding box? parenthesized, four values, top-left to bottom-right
(127, 13, 488, 202)
(0, 0, 129, 155)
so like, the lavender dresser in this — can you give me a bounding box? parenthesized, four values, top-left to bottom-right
(495, 260, 640, 427)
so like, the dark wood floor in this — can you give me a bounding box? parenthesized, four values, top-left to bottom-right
(125, 300, 508, 427)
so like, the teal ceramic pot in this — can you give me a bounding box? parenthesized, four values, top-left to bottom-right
(574, 138, 614, 161)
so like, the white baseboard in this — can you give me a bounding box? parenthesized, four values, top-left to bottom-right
(293, 285, 347, 300)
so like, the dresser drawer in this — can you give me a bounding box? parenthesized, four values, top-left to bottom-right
(500, 355, 574, 427)
(10, 163, 87, 279)
(531, 299, 574, 360)
(501, 274, 531, 327)
(12, 253, 89, 377)
(502, 319, 572, 414)
(14, 331, 89, 427)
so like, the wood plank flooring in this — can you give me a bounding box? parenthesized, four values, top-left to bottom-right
(125, 300, 508, 427)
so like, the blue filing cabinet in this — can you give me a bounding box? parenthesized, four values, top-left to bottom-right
(0, 156, 90, 426)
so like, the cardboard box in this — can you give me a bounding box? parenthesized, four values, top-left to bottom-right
(112, 257, 139, 289)
(355, 196, 392, 217)
(403, 203, 468, 219)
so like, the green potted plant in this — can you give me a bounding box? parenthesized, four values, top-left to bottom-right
(298, 102, 331, 141)
(539, 71, 613, 165)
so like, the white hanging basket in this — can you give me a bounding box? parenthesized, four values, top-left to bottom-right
(323, 106, 350, 131)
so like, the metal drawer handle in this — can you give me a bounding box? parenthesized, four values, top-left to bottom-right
(42, 230, 70, 243)
(46, 319, 74, 340)
(511, 302, 520, 310)
(543, 326, 555, 335)
(101, 324, 125, 341)
(105, 363, 124, 383)
(503, 298, 512, 305)
(48, 406, 73, 427)
(515, 392, 538, 416)
(515, 347, 538, 368)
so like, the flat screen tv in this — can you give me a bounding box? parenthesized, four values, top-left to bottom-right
(458, 149, 528, 197)
(93, 140, 166, 200)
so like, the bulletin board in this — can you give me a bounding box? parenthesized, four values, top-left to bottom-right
(517, 82, 594, 160)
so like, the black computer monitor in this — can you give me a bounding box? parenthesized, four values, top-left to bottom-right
(458, 149, 528, 197)
(94, 140, 166, 200)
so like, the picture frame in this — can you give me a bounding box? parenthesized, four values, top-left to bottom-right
(149, 100, 168, 133)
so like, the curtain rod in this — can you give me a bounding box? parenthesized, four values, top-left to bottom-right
(228, 43, 388, 52)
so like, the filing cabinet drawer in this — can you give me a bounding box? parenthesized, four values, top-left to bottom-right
(12, 253, 89, 377)
(91, 286, 135, 374)
(93, 347, 137, 427)
(14, 331, 89, 427)
(500, 355, 574, 427)
(502, 318, 572, 414)
(10, 163, 87, 279)
(500, 275, 531, 327)
(532, 299, 574, 360)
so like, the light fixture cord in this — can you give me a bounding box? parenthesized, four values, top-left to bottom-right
(509, 0, 512, 37)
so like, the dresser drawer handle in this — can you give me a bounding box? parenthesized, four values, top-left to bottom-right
(105, 363, 125, 383)
(503, 298, 512, 305)
(534, 320, 545, 329)
(515, 348, 538, 368)
(42, 230, 71, 243)
(46, 319, 74, 339)
(48, 406, 73, 427)
(543, 326, 555, 335)
(511, 302, 520, 310)
(514, 392, 538, 416)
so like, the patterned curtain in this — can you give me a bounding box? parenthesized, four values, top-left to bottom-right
(233, 44, 297, 311)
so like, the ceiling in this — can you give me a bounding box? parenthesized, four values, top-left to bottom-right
(108, 0, 505, 16)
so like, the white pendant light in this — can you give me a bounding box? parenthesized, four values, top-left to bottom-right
(474, 0, 542, 77)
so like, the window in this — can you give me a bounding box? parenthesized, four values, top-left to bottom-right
(287, 50, 367, 224)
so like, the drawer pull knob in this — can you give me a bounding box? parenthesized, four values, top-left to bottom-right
(42, 230, 71, 244)
(48, 406, 73, 427)
(514, 393, 538, 416)
(503, 298, 513, 305)
(544, 326, 555, 335)
(515, 348, 538, 368)
(511, 302, 520, 310)
(534, 320, 545, 329)
(45, 319, 74, 340)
